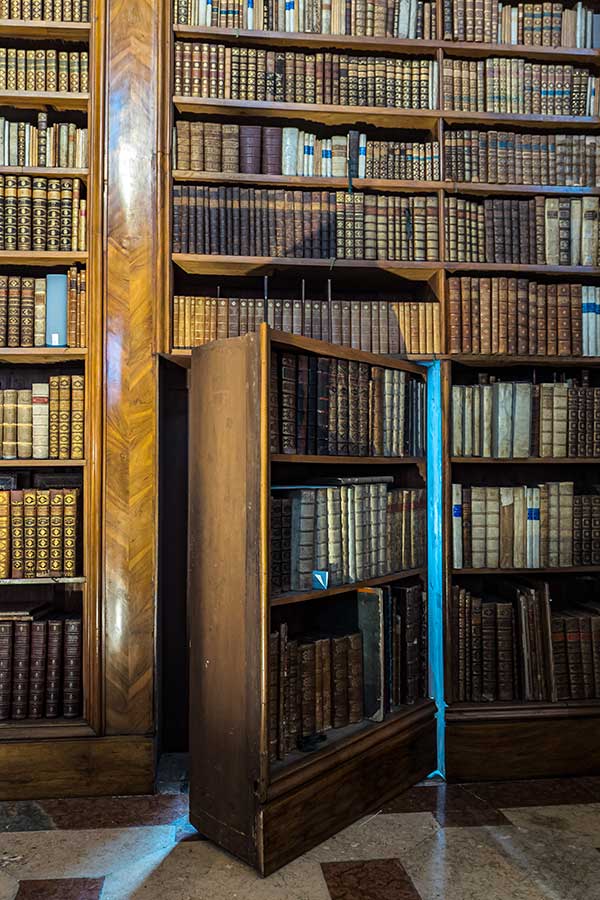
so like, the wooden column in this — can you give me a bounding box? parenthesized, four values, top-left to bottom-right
(103, 0, 165, 735)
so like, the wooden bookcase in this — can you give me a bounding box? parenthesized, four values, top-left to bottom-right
(188, 325, 435, 874)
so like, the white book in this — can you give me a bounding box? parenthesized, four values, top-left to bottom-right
(581, 197, 598, 266)
(451, 386, 464, 456)
(347, 486, 356, 582)
(472, 385, 481, 457)
(430, 61, 438, 109)
(397, 0, 410, 37)
(570, 198, 582, 266)
(512, 383, 532, 458)
(31, 383, 49, 460)
(296, 130, 304, 175)
(525, 487, 534, 568)
(282, 127, 299, 176)
(510, 6, 518, 43)
(452, 483, 463, 569)
(463, 386, 473, 457)
(358, 133, 367, 178)
(583, 285, 591, 355)
(531, 486, 540, 568)
(492, 381, 513, 458)
(481, 384, 493, 457)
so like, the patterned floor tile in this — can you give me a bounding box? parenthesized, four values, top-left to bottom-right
(14, 878, 104, 899)
(303, 813, 440, 864)
(382, 784, 509, 827)
(463, 777, 600, 810)
(321, 859, 421, 900)
(501, 802, 600, 845)
(39, 795, 188, 830)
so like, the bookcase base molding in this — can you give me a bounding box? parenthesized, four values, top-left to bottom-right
(190, 703, 436, 876)
(445, 709, 600, 782)
(0, 736, 154, 801)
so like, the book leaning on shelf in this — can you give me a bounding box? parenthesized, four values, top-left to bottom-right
(452, 373, 600, 459)
(174, 121, 441, 181)
(173, 187, 439, 260)
(174, 43, 439, 108)
(0, 374, 84, 460)
(452, 578, 600, 704)
(0, 48, 88, 93)
(448, 277, 600, 358)
(0, 176, 86, 252)
(0, 486, 79, 579)
(0, 115, 88, 169)
(272, 479, 426, 594)
(270, 350, 425, 456)
(172, 295, 441, 355)
(174, 0, 436, 37)
(0, 271, 86, 348)
(445, 196, 600, 265)
(451, 481, 600, 568)
(443, 1, 600, 46)
(0, 0, 90, 21)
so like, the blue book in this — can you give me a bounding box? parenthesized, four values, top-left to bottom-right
(45, 274, 68, 347)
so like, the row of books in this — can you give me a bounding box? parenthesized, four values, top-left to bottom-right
(443, 1, 600, 47)
(268, 583, 427, 760)
(451, 376, 600, 459)
(452, 580, 600, 703)
(173, 120, 441, 181)
(172, 296, 440, 355)
(0, 116, 88, 170)
(444, 131, 600, 187)
(447, 278, 600, 358)
(269, 351, 425, 456)
(0, 272, 85, 349)
(0, 375, 84, 460)
(442, 59, 598, 116)
(175, 0, 436, 36)
(172, 186, 440, 260)
(0, 1, 89, 21)
(173, 43, 439, 108)
(272, 480, 426, 593)
(445, 196, 600, 266)
(0, 47, 88, 95)
(0, 610, 82, 722)
(451, 482, 600, 569)
(0, 175, 86, 253)
(0, 487, 79, 579)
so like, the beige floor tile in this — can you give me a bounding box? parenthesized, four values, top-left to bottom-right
(0, 871, 18, 900)
(501, 803, 600, 846)
(303, 812, 440, 863)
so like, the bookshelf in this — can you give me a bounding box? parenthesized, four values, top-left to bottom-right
(188, 325, 435, 874)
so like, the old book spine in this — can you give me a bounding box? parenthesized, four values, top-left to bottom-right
(45, 618, 63, 717)
(0, 621, 12, 720)
(62, 487, 77, 577)
(28, 619, 47, 718)
(11, 621, 30, 718)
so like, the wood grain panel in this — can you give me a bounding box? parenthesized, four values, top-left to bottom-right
(103, 0, 163, 736)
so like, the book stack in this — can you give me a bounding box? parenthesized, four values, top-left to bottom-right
(173, 43, 439, 108)
(0, 604, 82, 721)
(0, 48, 88, 94)
(0, 487, 79, 579)
(0, 115, 88, 169)
(0, 271, 86, 348)
(174, 0, 436, 35)
(452, 579, 600, 703)
(270, 351, 425, 456)
(448, 278, 600, 357)
(451, 374, 600, 459)
(0, 175, 86, 252)
(274, 479, 426, 593)
(0, 374, 84, 460)
(445, 196, 600, 265)
(173, 121, 441, 181)
(173, 186, 440, 260)
(443, 1, 600, 46)
(442, 58, 599, 115)
(444, 131, 600, 187)
(452, 481, 600, 569)
(173, 295, 441, 355)
(268, 582, 427, 760)
(0, 0, 90, 20)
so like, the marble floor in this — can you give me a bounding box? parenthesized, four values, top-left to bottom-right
(1, 756, 600, 899)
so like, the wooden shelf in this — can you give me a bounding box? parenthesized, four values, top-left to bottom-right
(0, 458, 85, 467)
(0, 90, 90, 110)
(272, 454, 424, 464)
(272, 567, 426, 606)
(0, 348, 86, 363)
(0, 250, 88, 266)
(451, 456, 599, 464)
(269, 328, 428, 371)
(0, 718, 94, 742)
(451, 354, 600, 367)
(173, 253, 440, 280)
(447, 700, 600, 721)
(442, 109, 600, 129)
(452, 566, 600, 574)
(447, 182, 600, 197)
(0, 576, 85, 584)
(445, 262, 600, 274)
(0, 166, 88, 179)
(0, 19, 91, 40)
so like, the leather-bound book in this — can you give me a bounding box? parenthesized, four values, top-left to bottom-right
(0, 491, 9, 579)
(23, 488, 36, 578)
(462, 486, 472, 569)
(295, 353, 309, 456)
(0, 620, 12, 720)
(7, 276, 20, 348)
(336, 360, 349, 456)
(470, 593, 482, 702)
(286, 639, 300, 753)
(481, 601, 497, 701)
(10, 489, 23, 578)
(565, 615, 584, 699)
(16, 389, 32, 460)
(279, 352, 297, 455)
(45, 617, 63, 717)
(35, 489, 50, 578)
(28, 619, 47, 718)
(62, 487, 78, 577)
(262, 126, 282, 175)
(496, 601, 515, 701)
(331, 635, 349, 728)
(11, 621, 30, 718)
(358, 363, 369, 456)
(371, 366, 384, 456)
(2, 388, 16, 459)
(327, 359, 338, 456)
(551, 615, 570, 700)
(58, 374, 71, 459)
(316, 356, 330, 456)
(49, 488, 64, 577)
(448, 277, 461, 353)
(579, 615, 594, 700)
(239, 124, 261, 174)
(299, 641, 316, 737)
(347, 632, 363, 724)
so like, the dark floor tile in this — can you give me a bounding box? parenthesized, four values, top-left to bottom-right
(155, 753, 190, 794)
(0, 800, 55, 832)
(15, 878, 104, 899)
(321, 859, 421, 900)
(381, 783, 508, 827)
(380, 783, 447, 814)
(463, 777, 600, 810)
(39, 794, 188, 830)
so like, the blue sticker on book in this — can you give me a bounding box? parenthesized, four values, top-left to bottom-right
(527, 508, 540, 520)
(359, 146, 366, 156)
(452, 504, 462, 517)
(312, 570, 329, 590)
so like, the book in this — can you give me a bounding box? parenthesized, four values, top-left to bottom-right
(0, 47, 88, 93)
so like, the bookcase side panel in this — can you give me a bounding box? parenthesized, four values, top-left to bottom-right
(188, 334, 264, 868)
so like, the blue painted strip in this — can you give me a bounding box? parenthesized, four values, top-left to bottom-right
(422, 360, 445, 779)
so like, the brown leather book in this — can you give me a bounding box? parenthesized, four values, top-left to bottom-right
(28, 619, 47, 719)
(45, 617, 63, 718)
(11, 620, 30, 718)
(0, 620, 12, 720)
(62, 487, 78, 577)
(62, 617, 80, 717)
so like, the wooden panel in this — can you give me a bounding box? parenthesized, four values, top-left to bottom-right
(446, 715, 600, 782)
(261, 716, 436, 875)
(103, 0, 163, 735)
(188, 333, 264, 871)
(0, 736, 154, 800)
